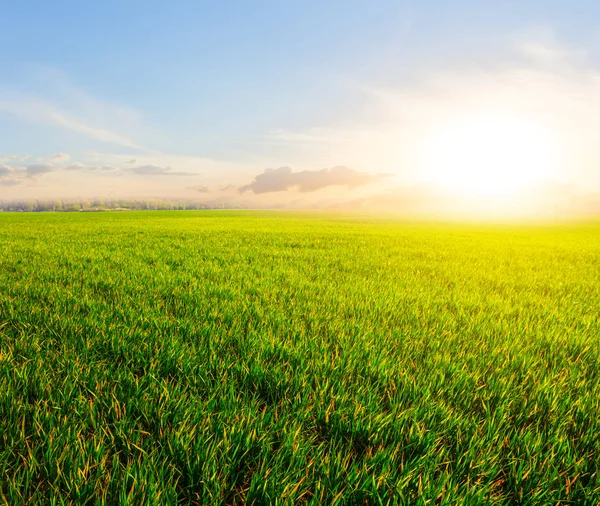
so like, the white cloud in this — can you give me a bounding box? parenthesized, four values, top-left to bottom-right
(50, 152, 70, 163)
(130, 165, 196, 176)
(0, 154, 30, 163)
(35, 152, 71, 164)
(64, 162, 119, 172)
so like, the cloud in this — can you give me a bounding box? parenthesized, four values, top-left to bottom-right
(35, 152, 70, 164)
(49, 152, 70, 163)
(26, 164, 55, 176)
(265, 128, 351, 145)
(86, 151, 244, 186)
(239, 166, 387, 194)
(0, 72, 144, 150)
(0, 165, 26, 184)
(131, 165, 195, 176)
(64, 162, 120, 172)
(0, 179, 21, 186)
(188, 185, 210, 193)
(0, 96, 142, 150)
(0, 155, 30, 163)
(220, 184, 237, 192)
(249, 35, 600, 193)
(64, 162, 88, 171)
(50, 108, 142, 149)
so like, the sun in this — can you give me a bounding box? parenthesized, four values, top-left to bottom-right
(422, 113, 559, 196)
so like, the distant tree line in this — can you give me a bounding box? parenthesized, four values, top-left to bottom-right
(0, 198, 245, 212)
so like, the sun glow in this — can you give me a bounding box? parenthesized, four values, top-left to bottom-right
(422, 113, 560, 196)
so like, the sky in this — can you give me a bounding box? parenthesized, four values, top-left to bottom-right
(2, 1, 600, 215)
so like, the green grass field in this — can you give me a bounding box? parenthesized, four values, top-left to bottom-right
(0, 211, 599, 505)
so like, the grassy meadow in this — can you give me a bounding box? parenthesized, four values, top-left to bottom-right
(0, 211, 599, 505)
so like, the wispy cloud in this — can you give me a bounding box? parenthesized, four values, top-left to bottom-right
(26, 164, 56, 176)
(265, 128, 352, 145)
(64, 162, 88, 171)
(0, 155, 30, 163)
(0, 165, 25, 185)
(0, 179, 21, 186)
(34, 152, 71, 164)
(65, 163, 119, 172)
(188, 185, 210, 193)
(220, 184, 237, 192)
(48, 152, 70, 163)
(0, 95, 143, 150)
(131, 165, 196, 176)
(0, 67, 145, 150)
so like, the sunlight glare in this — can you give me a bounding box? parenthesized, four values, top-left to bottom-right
(422, 113, 559, 196)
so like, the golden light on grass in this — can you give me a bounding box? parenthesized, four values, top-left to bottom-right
(422, 112, 562, 196)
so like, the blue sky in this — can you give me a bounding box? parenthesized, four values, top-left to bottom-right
(2, 1, 600, 213)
